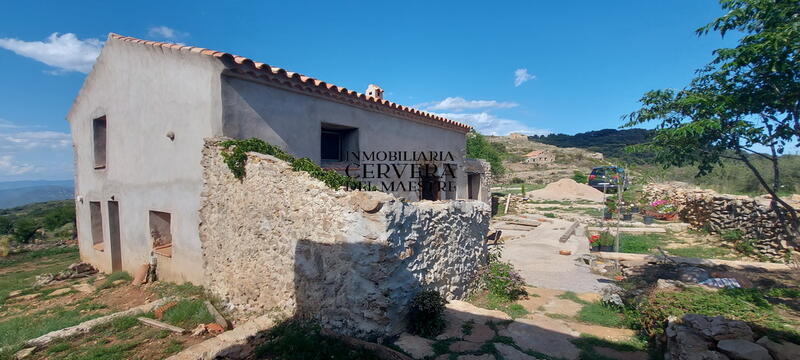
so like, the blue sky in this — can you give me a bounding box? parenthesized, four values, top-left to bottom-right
(0, 0, 735, 181)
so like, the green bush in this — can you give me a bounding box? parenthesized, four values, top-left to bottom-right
(734, 238, 757, 255)
(407, 290, 448, 337)
(510, 177, 525, 184)
(571, 171, 588, 184)
(481, 261, 527, 302)
(466, 131, 505, 176)
(12, 218, 39, 244)
(219, 138, 366, 190)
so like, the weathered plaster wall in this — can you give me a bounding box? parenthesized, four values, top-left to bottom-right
(219, 75, 470, 201)
(67, 36, 226, 283)
(200, 140, 490, 338)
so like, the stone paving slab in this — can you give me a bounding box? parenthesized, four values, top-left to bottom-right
(499, 316, 580, 360)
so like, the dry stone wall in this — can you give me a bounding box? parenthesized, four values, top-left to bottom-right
(199, 139, 490, 339)
(644, 183, 797, 260)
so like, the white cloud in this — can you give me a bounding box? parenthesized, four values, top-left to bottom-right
(418, 97, 519, 112)
(514, 68, 535, 87)
(0, 130, 71, 150)
(434, 112, 550, 136)
(0, 33, 102, 74)
(147, 26, 188, 40)
(0, 155, 36, 175)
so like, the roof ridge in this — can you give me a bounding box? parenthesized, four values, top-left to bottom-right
(107, 33, 471, 132)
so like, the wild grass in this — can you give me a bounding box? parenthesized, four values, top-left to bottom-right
(618, 234, 665, 254)
(635, 287, 800, 342)
(0, 246, 78, 268)
(0, 249, 79, 304)
(577, 303, 626, 328)
(160, 299, 214, 329)
(0, 306, 108, 357)
(95, 271, 132, 291)
(665, 246, 736, 259)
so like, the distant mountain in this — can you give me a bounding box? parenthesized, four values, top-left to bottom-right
(529, 128, 654, 162)
(0, 180, 74, 209)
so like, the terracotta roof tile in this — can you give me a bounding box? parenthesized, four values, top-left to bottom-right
(107, 33, 471, 133)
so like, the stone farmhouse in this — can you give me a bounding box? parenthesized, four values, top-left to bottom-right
(67, 34, 491, 336)
(523, 150, 555, 164)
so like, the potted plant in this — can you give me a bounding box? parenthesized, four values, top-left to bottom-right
(649, 199, 677, 221)
(604, 199, 617, 220)
(589, 234, 601, 252)
(598, 232, 615, 252)
(622, 206, 633, 221)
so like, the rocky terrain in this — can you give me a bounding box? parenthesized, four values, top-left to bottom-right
(486, 135, 608, 185)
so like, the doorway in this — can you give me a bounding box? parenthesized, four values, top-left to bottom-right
(467, 173, 481, 200)
(107, 201, 122, 272)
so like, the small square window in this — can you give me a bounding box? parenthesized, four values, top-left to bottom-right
(321, 131, 343, 161)
(149, 211, 172, 257)
(321, 124, 358, 162)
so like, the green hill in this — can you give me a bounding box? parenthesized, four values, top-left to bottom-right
(529, 128, 653, 162)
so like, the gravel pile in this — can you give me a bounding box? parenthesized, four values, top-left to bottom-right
(526, 178, 606, 202)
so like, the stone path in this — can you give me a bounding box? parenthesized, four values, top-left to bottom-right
(499, 218, 610, 293)
(394, 291, 648, 360)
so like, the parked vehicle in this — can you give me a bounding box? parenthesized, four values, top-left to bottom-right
(587, 166, 629, 192)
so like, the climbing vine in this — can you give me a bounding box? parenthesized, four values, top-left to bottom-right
(219, 138, 368, 190)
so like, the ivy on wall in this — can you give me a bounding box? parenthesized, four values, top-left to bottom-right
(219, 138, 367, 190)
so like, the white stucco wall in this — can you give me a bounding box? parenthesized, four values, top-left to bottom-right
(220, 75, 470, 201)
(67, 37, 226, 284)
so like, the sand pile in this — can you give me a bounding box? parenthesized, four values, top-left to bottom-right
(526, 178, 606, 202)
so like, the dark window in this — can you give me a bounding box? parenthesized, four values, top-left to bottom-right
(321, 131, 343, 161)
(93, 116, 107, 169)
(90, 201, 104, 250)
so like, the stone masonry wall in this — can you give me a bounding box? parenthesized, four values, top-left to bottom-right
(199, 139, 490, 338)
(644, 183, 797, 261)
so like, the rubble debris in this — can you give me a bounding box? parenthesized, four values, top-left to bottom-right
(205, 323, 225, 334)
(14, 347, 36, 359)
(32, 262, 97, 287)
(191, 324, 208, 337)
(137, 317, 186, 334)
(204, 301, 229, 330)
(154, 301, 178, 320)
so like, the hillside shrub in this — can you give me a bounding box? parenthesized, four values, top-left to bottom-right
(12, 218, 39, 244)
(466, 131, 505, 176)
(481, 260, 527, 302)
(407, 290, 448, 337)
(510, 177, 524, 184)
(219, 138, 367, 190)
(571, 171, 588, 184)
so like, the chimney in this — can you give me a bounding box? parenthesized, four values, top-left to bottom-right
(365, 84, 384, 100)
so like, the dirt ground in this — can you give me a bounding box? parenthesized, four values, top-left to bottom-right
(0, 247, 217, 360)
